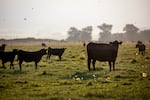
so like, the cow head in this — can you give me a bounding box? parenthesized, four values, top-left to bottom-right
(136, 41, 143, 48)
(137, 40, 142, 44)
(109, 40, 122, 46)
(13, 49, 18, 55)
(2, 44, 6, 47)
(63, 48, 66, 50)
(40, 49, 47, 55)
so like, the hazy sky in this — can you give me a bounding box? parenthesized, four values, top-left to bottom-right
(0, 0, 150, 40)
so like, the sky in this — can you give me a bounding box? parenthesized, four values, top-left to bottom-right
(0, 0, 150, 40)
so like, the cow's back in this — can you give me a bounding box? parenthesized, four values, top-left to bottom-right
(18, 50, 38, 62)
(87, 42, 117, 61)
(49, 48, 65, 55)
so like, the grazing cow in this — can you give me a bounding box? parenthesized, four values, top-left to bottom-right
(47, 47, 66, 61)
(17, 49, 47, 71)
(0, 44, 6, 51)
(136, 41, 145, 55)
(87, 40, 122, 72)
(83, 42, 86, 47)
(41, 43, 46, 48)
(0, 49, 18, 69)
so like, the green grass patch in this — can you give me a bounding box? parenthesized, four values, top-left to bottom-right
(0, 42, 150, 100)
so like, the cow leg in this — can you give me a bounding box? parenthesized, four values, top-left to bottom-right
(47, 55, 50, 59)
(88, 58, 91, 72)
(108, 61, 111, 71)
(10, 62, 14, 70)
(59, 56, 61, 61)
(35, 62, 37, 70)
(142, 51, 144, 56)
(138, 50, 140, 55)
(19, 60, 23, 71)
(113, 61, 115, 71)
(92, 59, 96, 71)
(2, 62, 6, 69)
(10, 63, 11, 69)
(48, 55, 51, 60)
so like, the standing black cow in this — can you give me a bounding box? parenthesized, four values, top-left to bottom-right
(41, 43, 46, 48)
(83, 42, 86, 47)
(17, 49, 47, 71)
(47, 47, 66, 61)
(136, 41, 145, 55)
(0, 49, 18, 69)
(87, 40, 122, 72)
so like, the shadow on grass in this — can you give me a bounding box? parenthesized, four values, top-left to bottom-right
(0, 70, 27, 75)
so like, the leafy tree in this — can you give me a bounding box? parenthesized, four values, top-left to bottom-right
(66, 27, 80, 41)
(123, 24, 139, 41)
(80, 26, 92, 42)
(66, 26, 92, 42)
(139, 29, 150, 41)
(97, 23, 112, 41)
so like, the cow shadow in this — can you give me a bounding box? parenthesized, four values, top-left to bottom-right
(0, 69, 27, 75)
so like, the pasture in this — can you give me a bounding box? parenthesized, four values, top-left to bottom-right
(0, 41, 150, 100)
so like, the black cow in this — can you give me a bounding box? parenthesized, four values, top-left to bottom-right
(87, 40, 122, 72)
(136, 41, 145, 55)
(83, 42, 86, 47)
(47, 47, 66, 61)
(41, 43, 46, 48)
(17, 49, 47, 71)
(0, 44, 6, 51)
(0, 49, 18, 69)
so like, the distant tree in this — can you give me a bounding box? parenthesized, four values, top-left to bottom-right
(66, 27, 80, 41)
(66, 26, 92, 42)
(80, 26, 92, 42)
(139, 29, 150, 41)
(123, 24, 139, 41)
(97, 23, 112, 41)
(111, 33, 126, 41)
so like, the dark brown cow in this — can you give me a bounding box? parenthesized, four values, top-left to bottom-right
(83, 42, 86, 47)
(0, 49, 18, 69)
(136, 41, 145, 55)
(87, 40, 122, 72)
(17, 49, 47, 71)
(41, 43, 46, 48)
(47, 47, 66, 61)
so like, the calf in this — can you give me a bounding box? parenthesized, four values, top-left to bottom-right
(47, 47, 66, 61)
(0, 44, 6, 51)
(0, 49, 18, 69)
(83, 42, 86, 47)
(136, 41, 145, 55)
(41, 43, 46, 48)
(87, 40, 122, 72)
(17, 49, 47, 71)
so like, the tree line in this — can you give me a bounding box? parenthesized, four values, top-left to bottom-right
(66, 23, 150, 42)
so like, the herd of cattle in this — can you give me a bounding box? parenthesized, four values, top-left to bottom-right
(0, 40, 146, 72)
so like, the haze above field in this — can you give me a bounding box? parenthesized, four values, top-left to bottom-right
(0, 0, 150, 40)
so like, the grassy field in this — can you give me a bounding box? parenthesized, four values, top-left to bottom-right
(0, 41, 150, 100)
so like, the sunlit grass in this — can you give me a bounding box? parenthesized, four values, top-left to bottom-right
(0, 41, 150, 100)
